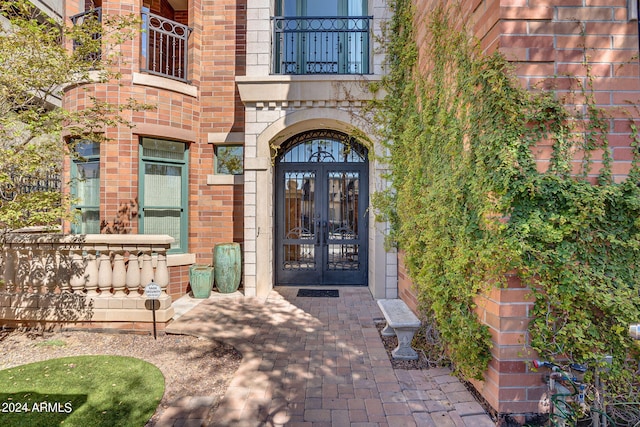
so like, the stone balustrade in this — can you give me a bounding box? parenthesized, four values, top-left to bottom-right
(0, 233, 176, 329)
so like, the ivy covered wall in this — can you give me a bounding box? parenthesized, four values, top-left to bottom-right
(375, 0, 640, 400)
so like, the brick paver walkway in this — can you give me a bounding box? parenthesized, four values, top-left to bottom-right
(162, 287, 495, 427)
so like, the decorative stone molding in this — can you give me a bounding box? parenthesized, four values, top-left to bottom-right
(208, 132, 245, 144)
(132, 72, 198, 98)
(132, 123, 197, 143)
(236, 75, 383, 106)
(206, 175, 244, 185)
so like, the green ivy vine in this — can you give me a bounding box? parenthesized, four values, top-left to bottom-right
(374, 1, 640, 384)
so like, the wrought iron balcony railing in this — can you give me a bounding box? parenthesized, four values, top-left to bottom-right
(0, 172, 61, 202)
(69, 7, 102, 62)
(70, 7, 102, 27)
(71, 8, 191, 82)
(272, 16, 372, 75)
(141, 9, 192, 83)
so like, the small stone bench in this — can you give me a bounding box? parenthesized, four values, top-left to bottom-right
(377, 299, 421, 360)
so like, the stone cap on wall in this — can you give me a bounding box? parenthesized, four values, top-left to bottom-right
(2, 233, 174, 248)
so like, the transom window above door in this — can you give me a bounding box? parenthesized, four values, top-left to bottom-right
(272, 0, 372, 75)
(278, 0, 367, 17)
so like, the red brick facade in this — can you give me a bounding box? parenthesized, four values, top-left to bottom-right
(401, 0, 640, 417)
(63, 0, 246, 294)
(397, 252, 419, 314)
(61, 0, 638, 417)
(415, 0, 640, 183)
(471, 274, 540, 416)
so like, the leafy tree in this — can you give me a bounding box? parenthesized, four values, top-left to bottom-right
(0, 0, 150, 231)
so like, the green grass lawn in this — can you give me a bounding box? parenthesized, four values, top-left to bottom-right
(0, 355, 164, 427)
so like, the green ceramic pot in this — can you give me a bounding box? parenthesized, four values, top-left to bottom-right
(189, 264, 213, 298)
(214, 243, 241, 293)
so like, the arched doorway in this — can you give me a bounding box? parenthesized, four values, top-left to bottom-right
(275, 130, 368, 285)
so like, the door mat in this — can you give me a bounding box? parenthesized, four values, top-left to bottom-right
(296, 289, 339, 298)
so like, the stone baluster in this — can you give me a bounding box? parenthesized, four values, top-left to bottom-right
(98, 253, 112, 296)
(3, 246, 16, 292)
(0, 247, 5, 292)
(47, 244, 64, 293)
(69, 249, 86, 293)
(29, 247, 44, 294)
(39, 244, 56, 294)
(85, 250, 99, 297)
(155, 251, 169, 295)
(57, 247, 71, 293)
(112, 251, 127, 296)
(43, 243, 60, 294)
(0, 250, 4, 292)
(13, 247, 28, 293)
(1, 234, 175, 318)
(140, 253, 154, 289)
(126, 253, 141, 297)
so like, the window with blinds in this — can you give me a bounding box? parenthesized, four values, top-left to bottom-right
(139, 137, 188, 253)
(71, 140, 101, 234)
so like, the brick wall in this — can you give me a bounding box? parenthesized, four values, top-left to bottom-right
(414, 0, 640, 182)
(63, 0, 247, 296)
(397, 251, 419, 314)
(498, 0, 640, 182)
(471, 273, 541, 416)
(398, 257, 544, 416)
(168, 265, 190, 299)
(401, 0, 640, 417)
(198, 0, 246, 134)
(192, 0, 246, 263)
(142, 0, 175, 19)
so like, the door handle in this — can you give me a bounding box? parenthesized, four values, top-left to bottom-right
(315, 221, 321, 246)
(321, 221, 327, 245)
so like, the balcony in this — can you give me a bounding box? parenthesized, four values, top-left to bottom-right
(272, 16, 372, 75)
(71, 8, 191, 83)
(69, 7, 103, 63)
(0, 171, 61, 202)
(141, 9, 192, 83)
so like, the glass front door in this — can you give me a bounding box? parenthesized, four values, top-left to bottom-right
(275, 131, 368, 285)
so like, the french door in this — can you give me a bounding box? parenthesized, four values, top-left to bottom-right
(275, 0, 369, 74)
(275, 131, 368, 285)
